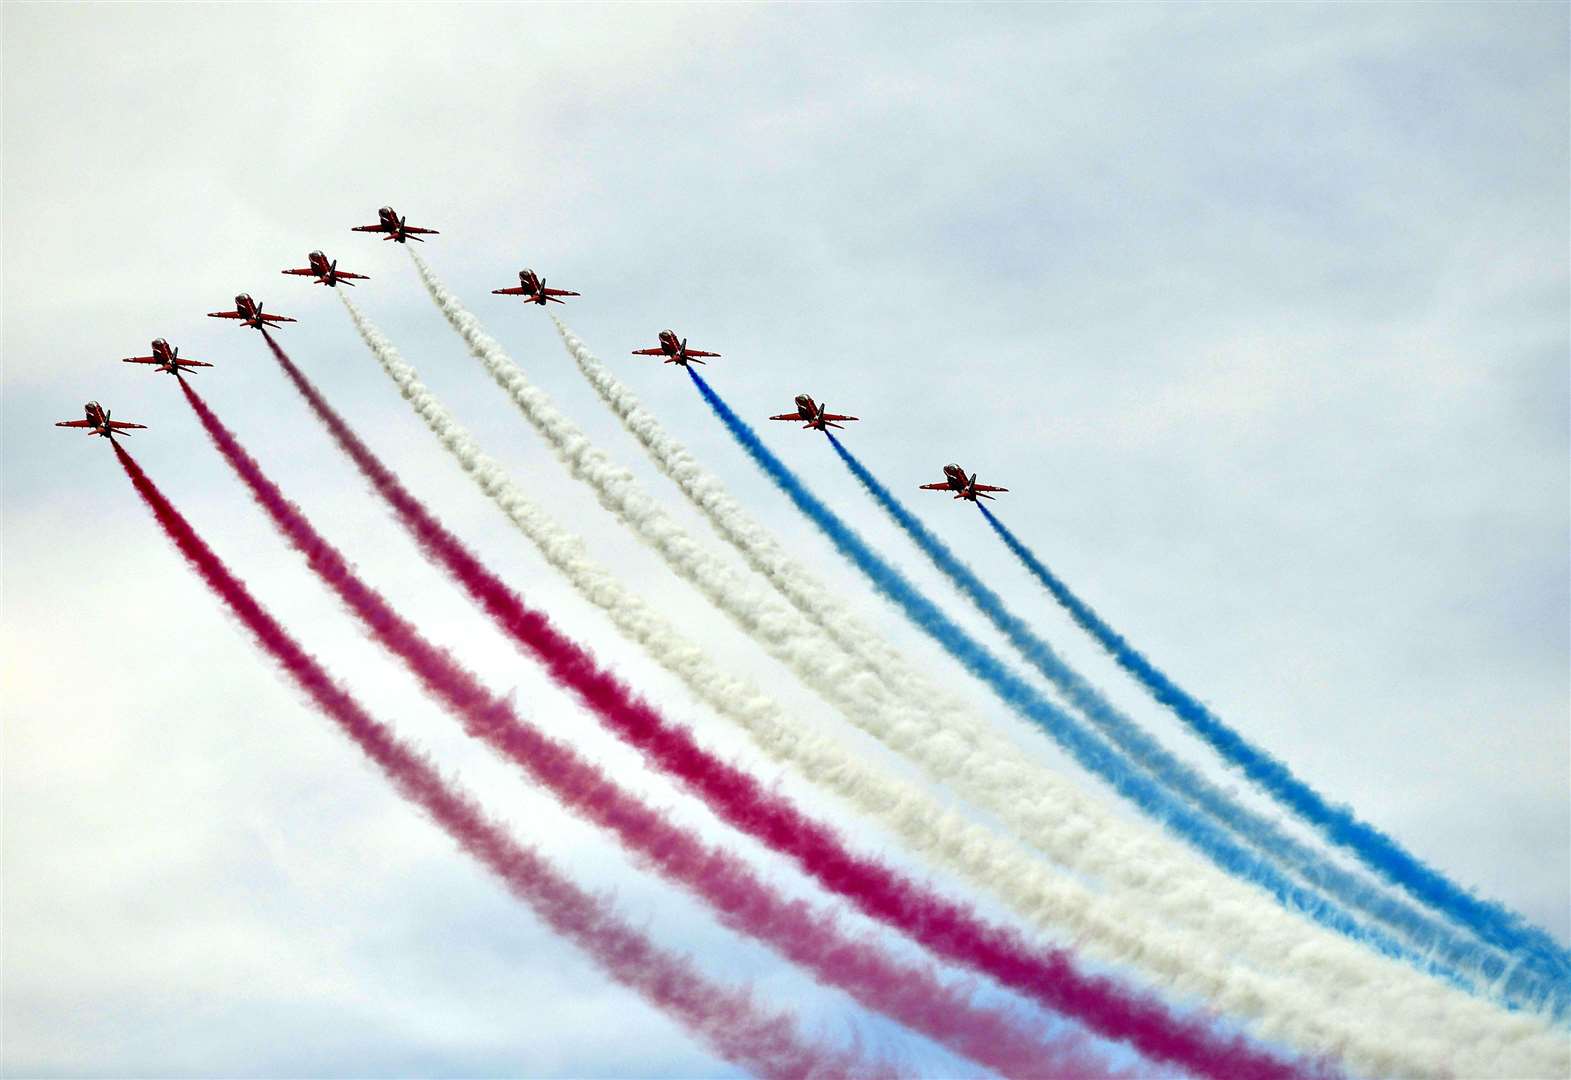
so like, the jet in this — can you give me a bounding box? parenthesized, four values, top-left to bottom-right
(769, 394, 859, 431)
(121, 338, 212, 376)
(55, 401, 147, 439)
(920, 463, 1009, 502)
(351, 206, 439, 243)
(631, 330, 719, 366)
(493, 268, 579, 305)
(207, 294, 297, 330)
(282, 250, 368, 287)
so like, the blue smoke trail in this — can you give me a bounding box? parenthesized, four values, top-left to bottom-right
(822, 442, 1563, 998)
(685, 367, 1483, 995)
(823, 437, 1571, 999)
(825, 436, 1568, 1007)
(978, 503, 1571, 983)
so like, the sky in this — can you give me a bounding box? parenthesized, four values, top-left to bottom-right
(3, 3, 1567, 1076)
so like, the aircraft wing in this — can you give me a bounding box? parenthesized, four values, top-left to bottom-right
(684, 349, 721, 358)
(630, 347, 668, 356)
(768, 413, 803, 421)
(54, 419, 94, 428)
(820, 413, 858, 422)
(492, 286, 530, 296)
(351, 224, 387, 233)
(207, 310, 246, 319)
(108, 420, 147, 430)
(541, 288, 580, 297)
(403, 226, 439, 235)
(121, 356, 160, 365)
(918, 482, 953, 490)
(972, 483, 1008, 492)
(281, 268, 316, 276)
(176, 359, 214, 368)
(258, 313, 297, 324)
(336, 271, 369, 281)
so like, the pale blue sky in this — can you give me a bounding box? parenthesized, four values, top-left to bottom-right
(4, 4, 1567, 1075)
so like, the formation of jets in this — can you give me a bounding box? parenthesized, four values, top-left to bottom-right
(770, 394, 858, 431)
(282, 251, 368, 288)
(352, 206, 438, 244)
(493, 268, 579, 305)
(122, 338, 211, 376)
(631, 330, 720, 367)
(64, 205, 1010, 501)
(207, 293, 296, 330)
(55, 401, 145, 439)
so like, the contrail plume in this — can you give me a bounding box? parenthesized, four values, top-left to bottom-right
(822, 434, 1561, 1005)
(339, 292, 1427, 1075)
(241, 333, 1319, 1080)
(407, 255, 1566, 1074)
(110, 440, 864, 1080)
(681, 366, 1571, 1074)
(978, 502, 1571, 983)
(550, 313, 1558, 1002)
(196, 350, 1137, 1080)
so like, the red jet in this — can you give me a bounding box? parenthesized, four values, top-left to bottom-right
(122, 338, 212, 376)
(920, 463, 1009, 502)
(769, 394, 859, 431)
(351, 206, 438, 243)
(631, 330, 720, 366)
(493, 268, 579, 305)
(55, 401, 146, 439)
(282, 250, 368, 288)
(207, 294, 297, 330)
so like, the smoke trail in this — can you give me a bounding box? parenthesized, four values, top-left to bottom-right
(684, 367, 1571, 1075)
(550, 314, 1563, 1004)
(978, 504, 1571, 982)
(340, 294, 1438, 1077)
(236, 337, 1318, 1080)
(406, 254, 1567, 1074)
(821, 435, 1561, 1004)
(199, 350, 1134, 1080)
(109, 440, 860, 1080)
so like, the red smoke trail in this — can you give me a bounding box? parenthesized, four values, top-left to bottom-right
(196, 356, 1109, 1077)
(109, 440, 857, 1079)
(252, 334, 1332, 1080)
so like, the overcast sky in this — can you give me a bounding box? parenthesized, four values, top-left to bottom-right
(4, 4, 1567, 1076)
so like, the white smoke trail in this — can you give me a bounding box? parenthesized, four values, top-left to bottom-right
(404, 255, 1568, 1077)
